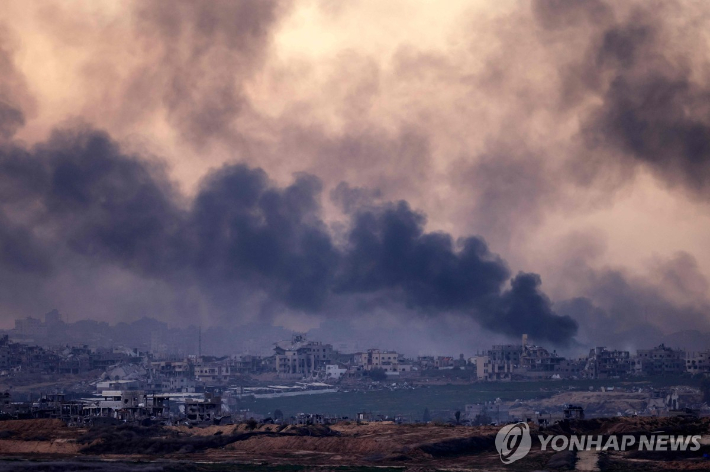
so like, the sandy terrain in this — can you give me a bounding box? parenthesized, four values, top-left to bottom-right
(0, 417, 706, 470)
(509, 390, 699, 417)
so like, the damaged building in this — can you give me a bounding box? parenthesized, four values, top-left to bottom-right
(274, 335, 336, 376)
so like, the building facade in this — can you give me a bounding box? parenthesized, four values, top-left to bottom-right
(274, 335, 336, 375)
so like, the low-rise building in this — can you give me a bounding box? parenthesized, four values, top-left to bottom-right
(355, 349, 401, 372)
(185, 393, 222, 423)
(519, 344, 564, 378)
(686, 349, 710, 375)
(635, 344, 686, 376)
(195, 363, 233, 383)
(84, 390, 168, 421)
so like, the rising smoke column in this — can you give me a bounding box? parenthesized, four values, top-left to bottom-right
(0, 126, 577, 345)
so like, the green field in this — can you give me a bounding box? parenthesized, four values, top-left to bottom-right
(238, 376, 700, 420)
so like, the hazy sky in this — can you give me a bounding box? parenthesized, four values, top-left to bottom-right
(1, 0, 710, 354)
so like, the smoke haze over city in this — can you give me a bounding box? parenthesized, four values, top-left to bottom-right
(2, 0, 710, 355)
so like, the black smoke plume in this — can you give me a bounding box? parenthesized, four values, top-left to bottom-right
(0, 127, 577, 345)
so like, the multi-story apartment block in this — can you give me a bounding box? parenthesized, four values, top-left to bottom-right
(635, 344, 686, 376)
(686, 349, 710, 375)
(273, 335, 336, 375)
(194, 363, 233, 383)
(488, 344, 523, 364)
(472, 355, 515, 381)
(585, 347, 631, 379)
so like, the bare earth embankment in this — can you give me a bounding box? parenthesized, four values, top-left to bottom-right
(0, 417, 708, 471)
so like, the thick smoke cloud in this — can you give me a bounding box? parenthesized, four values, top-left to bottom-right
(190, 166, 338, 310)
(335, 201, 577, 343)
(115, 0, 287, 150)
(0, 127, 577, 345)
(486, 273, 577, 345)
(530, 0, 710, 199)
(551, 231, 710, 350)
(0, 24, 34, 141)
(585, 35, 710, 196)
(2, 0, 709, 350)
